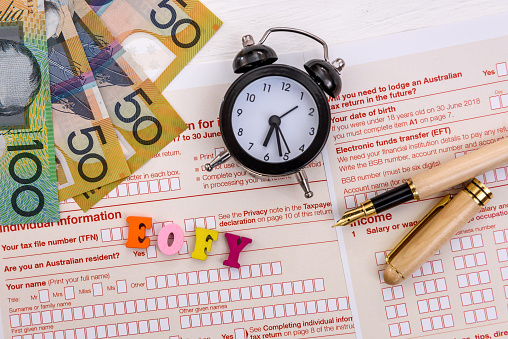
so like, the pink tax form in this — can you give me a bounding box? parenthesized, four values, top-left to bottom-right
(322, 13, 508, 339)
(3, 12, 508, 339)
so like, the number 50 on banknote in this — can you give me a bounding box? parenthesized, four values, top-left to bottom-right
(87, 0, 222, 92)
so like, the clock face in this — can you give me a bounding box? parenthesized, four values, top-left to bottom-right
(220, 65, 330, 176)
(231, 75, 319, 163)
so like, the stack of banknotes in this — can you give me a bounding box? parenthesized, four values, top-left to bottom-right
(0, 0, 221, 224)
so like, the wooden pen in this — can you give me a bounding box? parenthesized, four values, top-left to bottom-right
(383, 179, 492, 285)
(334, 136, 508, 227)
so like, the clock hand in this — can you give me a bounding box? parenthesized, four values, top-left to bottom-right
(278, 126, 291, 154)
(275, 125, 283, 156)
(263, 124, 275, 147)
(263, 115, 282, 147)
(279, 105, 298, 119)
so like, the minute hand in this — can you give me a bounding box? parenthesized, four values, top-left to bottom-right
(280, 106, 298, 118)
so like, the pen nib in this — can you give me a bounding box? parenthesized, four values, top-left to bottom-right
(332, 200, 376, 227)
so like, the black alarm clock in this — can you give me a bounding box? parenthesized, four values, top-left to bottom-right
(205, 27, 344, 198)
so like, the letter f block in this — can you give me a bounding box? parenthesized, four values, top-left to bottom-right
(191, 227, 219, 261)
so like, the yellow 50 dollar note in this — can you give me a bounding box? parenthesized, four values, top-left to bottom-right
(47, 3, 130, 201)
(71, 0, 187, 211)
(86, 0, 222, 92)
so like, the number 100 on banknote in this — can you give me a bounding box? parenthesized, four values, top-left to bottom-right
(0, 0, 60, 224)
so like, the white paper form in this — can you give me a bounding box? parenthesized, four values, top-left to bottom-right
(322, 17, 508, 339)
(0, 52, 354, 339)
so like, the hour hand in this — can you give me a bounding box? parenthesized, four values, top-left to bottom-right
(263, 124, 275, 147)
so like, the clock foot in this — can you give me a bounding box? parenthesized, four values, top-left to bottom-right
(295, 169, 313, 198)
(205, 150, 231, 172)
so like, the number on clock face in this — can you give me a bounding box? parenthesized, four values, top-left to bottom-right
(231, 75, 319, 163)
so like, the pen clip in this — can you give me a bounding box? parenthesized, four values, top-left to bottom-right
(385, 195, 453, 275)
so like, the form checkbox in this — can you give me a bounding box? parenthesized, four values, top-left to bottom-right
(95, 304, 109, 318)
(64, 286, 75, 300)
(118, 323, 128, 336)
(490, 96, 501, 109)
(230, 288, 241, 301)
(253, 307, 264, 320)
(212, 311, 222, 325)
(128, 321, 138, 335)
(160, 178, 170, 191)
(111, 227, 122, 240)
(39, 289, 50, 303)
(83, 305, 94, 318)
(146, 245, 157, 258)
(307, 301, 317, 314)
(286, 303, 296, 316)
(92, 283, 103, 296)
(156, 275, 167, 289)
(10, 314, 20, 327)
(497, 62, 508, 76)
(94, 304, 104, 317)
(146, 277, 156, 290)
(115, 302, 125, 315)
(160, 318, 170, 331)
(101, 229, 112, 242)
(338, 297, 349, 310)
(117, 280, 127, 293)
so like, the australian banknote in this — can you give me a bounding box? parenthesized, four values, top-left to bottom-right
(71, 0, 187, 211)
(46, 2, 131, 201)
(86, 0, 222, 91)
(0, 0, 60, 224)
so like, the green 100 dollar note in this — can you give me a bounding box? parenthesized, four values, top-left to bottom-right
(71, 0, 187, 211)
(46, 2, 131, 201)
(0, 0, 59, 223)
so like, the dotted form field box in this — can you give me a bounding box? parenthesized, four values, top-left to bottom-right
(179, 297, 349, 329)
(11, 318, 171, 339)
(412, 260, 444, 278)
(414, 278, 447, 296)
(106, 177, 181, 200)
(454, 152, 508, 185)
(388, 321, 411, 337)
(489, 94, 508, 110)
(385, 303, 408, 319)
(498, 248, 508, 262)
(382, 285, 404, 302)
(460, 288, 494, 306)
(20, 283, 331, 329)
(494, 229, 508, 244)
(101, 220, 175, 244)
(375, 250, 390, 266)
(421, 314, 454, 332)
(163, 278, 325, 308)
(417, 296, 451, 314)
(450, 234, 484, 252)
(500, 266, 508, 281)
(497, 62, 508, 76)
(345, 189, 386, 209)
(453, 252, 487, 270)
(464, 306, 497, 324)
(184, 216, 217, 232)
(457, 270, 490, 288)
(146, 262, 282, 290)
